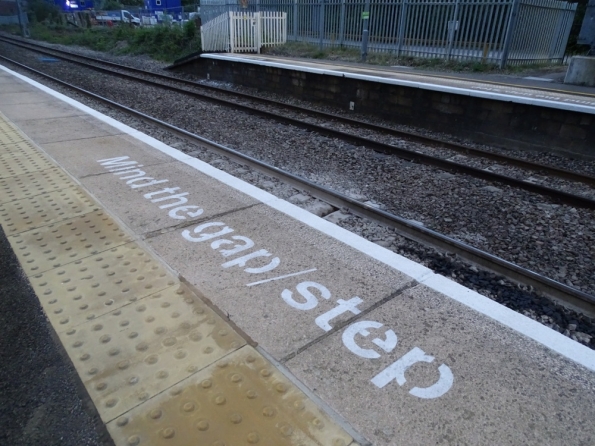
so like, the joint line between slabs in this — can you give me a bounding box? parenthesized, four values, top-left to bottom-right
(141, 202, 264, 240)
(280, 280, 418, 363)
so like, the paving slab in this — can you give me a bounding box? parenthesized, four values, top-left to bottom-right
(79, 159, 259, 235)
(147, 204, 415, 360)
(39, 133, 175, 178)
(1, 99, 84, 121)
(0, 90, 54, 105)
(285, 283, 595, 446)
(11, 114, 124, 143)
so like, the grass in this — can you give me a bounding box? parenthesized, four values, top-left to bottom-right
(2, 21, 202, 63)
(263, 41, 568, 75)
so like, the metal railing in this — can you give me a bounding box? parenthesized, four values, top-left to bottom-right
(201, 0, 576, 66)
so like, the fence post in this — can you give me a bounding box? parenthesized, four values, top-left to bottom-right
(293, 0, 298, 40)
(15, 0, 28, 38)
(548, 8, 566, 60)
(447, 0, 460, 60)
(361, 0, 371, 61)
(500, 0, 521, 68)
(319, 0, 325, 52)
(396, 0, 407, 57)
(256, 12, 261, 53)
(339, 0, 346, 47)
(229, 11, 235, 53)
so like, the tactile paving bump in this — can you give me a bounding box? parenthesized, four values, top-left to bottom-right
(0, 168, 75, 202)
(0, 119, 26, 146)
(60, 283, 246, 422)
(107, 346, 354, 446)
(0, 139, 44, 158)
(30, 242, 179, 331)
(9, 210, 132, 274)
(0, 187, 100, 235)
(0, 146, 56, 178)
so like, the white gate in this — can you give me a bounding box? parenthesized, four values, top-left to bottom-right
(200, 12, 230, 52)
(201, 11, 287, 53)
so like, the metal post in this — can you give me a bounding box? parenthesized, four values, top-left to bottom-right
(446, 0, 460, 60)
(293, 0, 298, 40)
(396, 0, 407, 57)
(339, 0, 346, 47)
(319, 0, 325, 52)
(500, 0, 521, 69)
(361, 0, 371, 61)
(15, 0, 28, 38)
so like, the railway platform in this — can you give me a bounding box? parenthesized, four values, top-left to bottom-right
(175, 53, 595, 158)
(1, 63, 595, 445)
(199, 53, 595, 111)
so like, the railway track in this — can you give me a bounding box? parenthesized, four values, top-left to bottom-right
(2, 52, 594, 320)
(2, 36, 595, 211)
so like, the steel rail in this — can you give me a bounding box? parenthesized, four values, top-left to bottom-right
(3, 54, 594, 317)
(3, 36, 595, 190)
(3, 38, 595, 210)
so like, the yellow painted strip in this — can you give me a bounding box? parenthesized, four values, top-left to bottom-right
(0, 113, 356, 445)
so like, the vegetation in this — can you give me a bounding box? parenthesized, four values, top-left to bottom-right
(263, 41, 569, 75)
(8, 19, 201, 62)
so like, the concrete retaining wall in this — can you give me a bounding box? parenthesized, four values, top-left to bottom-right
(174, 58, 595, 159)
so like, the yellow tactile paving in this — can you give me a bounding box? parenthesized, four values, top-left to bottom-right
(0, 145, 56, 177)
(59, 283, 246, 422)
(0, 139, 46, 157)
(0, 121, 26, 145)
(106, 346, 353, 446)
(0, 187, 99, 235)
(9, 210, 132, 274)
(0, 168, 75, 202)
(0, 111, 356, 445)
(29, 242, 178, 331)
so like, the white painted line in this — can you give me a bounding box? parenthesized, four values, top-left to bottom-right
(246, 268, 318, 287)
(3, 63, 595, 373)
(201, 54, 595, 115)
(523, 77, 554, 82)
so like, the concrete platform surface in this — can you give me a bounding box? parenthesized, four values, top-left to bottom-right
(2, 63, 595, 446)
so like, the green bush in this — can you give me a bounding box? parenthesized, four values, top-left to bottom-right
(28, 22, 201, 62)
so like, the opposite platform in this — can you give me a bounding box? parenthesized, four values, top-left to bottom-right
(173, 53, 595, 158)
(1, 64, 595, 445)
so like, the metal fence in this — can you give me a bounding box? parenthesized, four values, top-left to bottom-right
(201, 0, 576, 66)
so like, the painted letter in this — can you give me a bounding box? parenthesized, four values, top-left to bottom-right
(342, 321, 397, 359)
(168, 206, 203, 220)
(281, 281, 331, 311)
(182, 222, 233, 242)
(130, 178, 168, 189)
(314, 297, 363, 332)
(371, 347, 453, 399)
(221, 250, 280, 274)
(211, 236, 255, 257)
